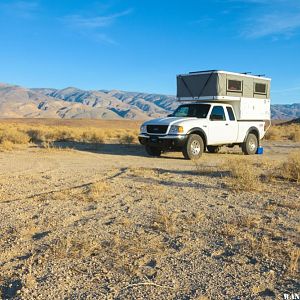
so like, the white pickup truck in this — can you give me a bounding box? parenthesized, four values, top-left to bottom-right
(139, 102, 267, 159)
(138, 70, 271, 159)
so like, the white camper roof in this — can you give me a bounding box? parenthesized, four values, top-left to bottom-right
(178, 70, 271, 81)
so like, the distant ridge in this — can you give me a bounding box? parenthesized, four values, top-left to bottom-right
(282, 117, 300, 125)
(0, 83, 299, 120)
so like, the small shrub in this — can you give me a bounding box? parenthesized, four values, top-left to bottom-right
(27, 129, 47, 143)
(89, 133, 104, 144)
(281, 152, 300, 183)
(0, 123, 138, 146)
(289, 247, 300, 274)
(119, 134, 135, 144)
(289, 130, 300, 142)
(222, 158, 261, 191)
(264, 124, 300, 141)
(152, 207, 178, 234)
(0, 128, 30, 144)
(87, 181, 110, 201)
(0, 140, 14, 151)
(264, 127, 282, 141)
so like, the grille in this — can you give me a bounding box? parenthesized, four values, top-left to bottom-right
(147, 125, 168, 134)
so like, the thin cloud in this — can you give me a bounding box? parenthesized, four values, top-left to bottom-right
(243, 12, 300, 38)
(64, 9, 132, 30)
(219, 0, 300, 39)
(227, 0, 300, 39)
(1, 1, 39, 18)
(63, 9, 132, 45)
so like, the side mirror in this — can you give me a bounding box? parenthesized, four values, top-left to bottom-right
(167, 114, 173, 117)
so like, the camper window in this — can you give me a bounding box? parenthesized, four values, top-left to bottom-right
(227, 80, 242, 92)
(254, 83, 267, 94)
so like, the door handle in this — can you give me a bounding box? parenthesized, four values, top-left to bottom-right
(225, 123, 229, 126)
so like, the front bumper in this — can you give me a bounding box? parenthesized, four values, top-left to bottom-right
(138, 134, 187, 149)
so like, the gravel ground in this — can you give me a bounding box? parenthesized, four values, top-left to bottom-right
(0, 141, 299, 299)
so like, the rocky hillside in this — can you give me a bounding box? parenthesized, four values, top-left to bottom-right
(271, 103, 300, 120)
(0, 83, 299, 120)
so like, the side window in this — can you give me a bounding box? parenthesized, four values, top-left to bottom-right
(227, 80, 242, 92)
(210, 106, 226, 121)
(254, 83, 267, 95)
(226, 107, 236, 121)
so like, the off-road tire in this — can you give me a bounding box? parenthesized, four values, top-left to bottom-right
(207, 146, 220, 153)
(145, 146, 162, 157)
(182, 134, 204, 160)
(242, 133, 258, 155)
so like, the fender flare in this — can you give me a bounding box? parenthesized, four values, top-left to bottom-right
(244, 126, 260, 143)
(186, 128, 208, 146)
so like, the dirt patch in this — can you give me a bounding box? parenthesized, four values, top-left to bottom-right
(0, 141, 299, 299)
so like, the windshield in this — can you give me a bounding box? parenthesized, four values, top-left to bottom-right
(171, 104, 211, 118)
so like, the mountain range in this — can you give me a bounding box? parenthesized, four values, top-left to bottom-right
(0, 83, 299, 120)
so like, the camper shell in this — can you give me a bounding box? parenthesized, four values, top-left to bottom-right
(177, 70, 271, 121)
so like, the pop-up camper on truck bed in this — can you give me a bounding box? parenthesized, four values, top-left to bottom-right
(139, 70, 271, 160)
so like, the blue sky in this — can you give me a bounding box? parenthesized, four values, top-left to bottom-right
(0, 0, 299, 104)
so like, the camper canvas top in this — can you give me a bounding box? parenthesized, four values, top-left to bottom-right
(176, 70, 271, 121)
(177, 70, 271, 101)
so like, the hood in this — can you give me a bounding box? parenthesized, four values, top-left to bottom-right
(143, 117, 207, 127)
(143, 117, 194, 126)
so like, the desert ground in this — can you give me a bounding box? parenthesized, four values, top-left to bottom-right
(0, 120, 299, 299)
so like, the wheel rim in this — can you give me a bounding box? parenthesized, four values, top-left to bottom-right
(191, 140, 201, 155)
(249, 138, 257, 152)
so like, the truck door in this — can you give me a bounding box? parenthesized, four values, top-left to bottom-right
(208, 105, 232, 144)
(225, 106, 238, 143)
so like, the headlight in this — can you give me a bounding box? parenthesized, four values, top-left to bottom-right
(140, 125, 147, 133)
(169, 125, 184, 134)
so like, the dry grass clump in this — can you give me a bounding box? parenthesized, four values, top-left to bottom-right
(86, 181, 110, 201)
(102, 230, 167, 281)
(80, 130, 104, 143)
(0, 140, 14, 151)
(152, 208, 178, 235)
(39, 141, 73, 152)
(0, 127, 30, 151)
(0, 122, 139, 147)
(289, 130, 300, 142)
(264, 126, 282, 141)
(264, 124, 300, 141)
(289, 248, 300, 274)
(26, 126, 104, 143)
(152, 207, 205, 236)
(222, 158, 261, 191)
(129, 167, 160, 178)
(280, 151, 300, 183)
(119, 133, 136, 144)
(0, 127, 30, 144)
(221, 217, 299, 276)
(50, 234, 101, 259)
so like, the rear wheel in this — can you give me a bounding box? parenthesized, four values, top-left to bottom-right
(145, 146, 162, 157)
(242, 133, 258, 155)
(207, 146, 220, 153)
(182, 134, 204, 160)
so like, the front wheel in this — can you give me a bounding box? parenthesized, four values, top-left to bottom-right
(145, 146, 162, 157)
(242, 133, 258, 155)
(182, 134, 204, 160)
